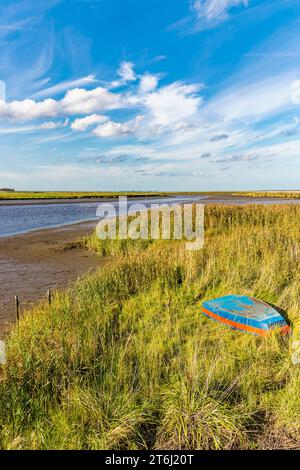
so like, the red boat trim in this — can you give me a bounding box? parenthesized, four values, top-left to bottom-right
(280, 324, 291, 336)
(202, 307, 290, 336)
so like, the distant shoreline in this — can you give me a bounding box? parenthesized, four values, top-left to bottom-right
(0, 190, 300, 206)
(0, 195, 185, 206)
(1, 193, 300, 206)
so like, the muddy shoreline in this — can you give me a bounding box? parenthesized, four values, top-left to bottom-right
(0, 219, 102, 337)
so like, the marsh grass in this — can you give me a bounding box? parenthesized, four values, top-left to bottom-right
(0, 205, 299, 449)
(0, 191, 171, 200)
(238, 191, 300, 199)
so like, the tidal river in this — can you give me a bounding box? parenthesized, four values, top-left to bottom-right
(0, 194, 299, 238)
(0, 195, 204, 238)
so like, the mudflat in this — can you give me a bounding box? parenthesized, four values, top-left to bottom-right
(0, 220, 102, 337)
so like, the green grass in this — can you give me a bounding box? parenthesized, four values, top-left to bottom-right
(0, 205, 300, 450)
(3, 190, 299, 201)
(0, 190, 278, 201)
(0, 191, 174, 200)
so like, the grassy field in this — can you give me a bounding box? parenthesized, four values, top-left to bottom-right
(0, 205, 300, 450)
(235, 191, 300, 199)
(0, 190, 245, 201)
(0, 191, 173, 200)
(1, 190, 299, 201)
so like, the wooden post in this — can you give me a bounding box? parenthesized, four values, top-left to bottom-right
(15, 295, 19, 322)
(47, 289, 52, 305)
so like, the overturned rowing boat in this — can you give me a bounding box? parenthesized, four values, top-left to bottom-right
(202, 295, 290, 336)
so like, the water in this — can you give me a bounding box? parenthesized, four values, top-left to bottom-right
(1, 194, 299, 238)
(0, 196, 204, 238)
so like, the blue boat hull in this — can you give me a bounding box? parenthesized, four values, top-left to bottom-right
(202, 295, 290, 336)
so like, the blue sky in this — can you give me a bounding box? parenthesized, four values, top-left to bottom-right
(1, 0, 300, 191)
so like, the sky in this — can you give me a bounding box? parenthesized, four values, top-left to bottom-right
(1, 0, 300, 191)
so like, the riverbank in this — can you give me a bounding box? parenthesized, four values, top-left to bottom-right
(0, 191, 171, 202)
(0, 196, 170, 206)
(0, 220, 102, 336)
(1, 193, 300, 206)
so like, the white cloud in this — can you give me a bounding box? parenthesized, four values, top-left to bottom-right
(192, 0, 249, 22)
(0, 97, 59, 120)
(144, 82, 202, 126)
(139, 74, 159, 94)
(61, 86, 122, 114)
(0, 86, 124, 121)
(93, 115, 143, 138)
(0, 57, 203, 134)
(71, 114, 108, 131)
(93, 121, 129, 138)
(117, 61, 136, 82)
(40, 121, 60, 129)
(40, 119, 69, 130)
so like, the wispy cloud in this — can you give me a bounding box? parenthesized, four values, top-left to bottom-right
(0, 2, 59, 99)
(169, 0, 250, 33)
(204, 71, 298, 122)
(33, 75, 98, 98)
(0, 16, 38, 35)
(0, 125, 39, 134)
(191, 0, 249, 23)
